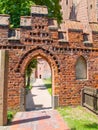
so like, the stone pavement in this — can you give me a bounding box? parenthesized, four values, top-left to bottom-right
(9, 110, 69, 130)
(0, 79, 70, 130)
(26, 79, 52, 111)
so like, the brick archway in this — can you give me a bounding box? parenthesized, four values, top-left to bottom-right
(1, 4, 98, 126)
(14, 47, 60, 111)
(18, 47, 58, 74)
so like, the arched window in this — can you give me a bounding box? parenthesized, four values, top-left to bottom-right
(76, 56, 87, 80)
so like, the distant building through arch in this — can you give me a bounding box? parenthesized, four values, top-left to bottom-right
(36, 57, 51, 79)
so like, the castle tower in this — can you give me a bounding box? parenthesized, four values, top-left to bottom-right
(76, 0, 97, 23)
(60, 0, 98, 22)
(60, 0, 98, 42)
(76, 0, 97, 42)
(60, 0, 73, 20)
(87, 0, 97, 22)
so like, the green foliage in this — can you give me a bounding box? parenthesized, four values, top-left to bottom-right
(26, 85, 32, 90)
(58, 106, 98, 130)
(26, 85, 32, 94)
(0, 0, 62, 27)
(26, 59, 37, 77)
(26, 59, 37, 86)
(43, 78, 52, 95)
(7, 110, 13, 122)
(33, 0, 62, 24)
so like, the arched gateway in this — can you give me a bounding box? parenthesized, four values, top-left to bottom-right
(17, 48, 59, 111)
(1, 5, 98, 125)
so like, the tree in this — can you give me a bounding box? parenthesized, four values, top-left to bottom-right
(26, 59, 37, 87)
(0, 0, 35, 27)
(33, 0, 62, 24)
(0, 0, 62, 28)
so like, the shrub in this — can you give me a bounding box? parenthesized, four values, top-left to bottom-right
(7, 111, 13, 123)
(25, 85, 32, 94)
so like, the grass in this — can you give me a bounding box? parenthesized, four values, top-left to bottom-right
(43, 78, 52, 95)
(57, 106, 98, 130)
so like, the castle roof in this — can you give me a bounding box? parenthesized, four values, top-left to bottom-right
(65, 20, 83, 31)
(89, 23, 98, 32)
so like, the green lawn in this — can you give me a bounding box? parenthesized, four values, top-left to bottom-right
(43, 78, 52, 95)
(57, 106, 98, 130)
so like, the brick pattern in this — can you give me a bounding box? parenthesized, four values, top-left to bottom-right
(60, 0, 98, 43)
(0, 5, 98, 111)
(7, 26, 98, 110)
(10, 110, 70, 130)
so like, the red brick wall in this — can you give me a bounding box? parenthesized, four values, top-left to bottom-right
(7, 23, 98, 110)
(0, 6, 98, 111)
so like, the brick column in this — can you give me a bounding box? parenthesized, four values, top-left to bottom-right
(0, 50, 8, 125)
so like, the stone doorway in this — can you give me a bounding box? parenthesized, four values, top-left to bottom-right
(7, 47, 60, 114)
(18, 50, 60, 111)
(25, 56, 52, 111)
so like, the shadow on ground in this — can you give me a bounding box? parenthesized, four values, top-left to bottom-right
(10, 115, 51, 125)
(26, 83, 52, 111)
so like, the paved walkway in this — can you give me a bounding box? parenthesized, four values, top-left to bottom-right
(26, 79, 52, 111)
(10, 110, 69, 130)
(0, 79, 69, 130)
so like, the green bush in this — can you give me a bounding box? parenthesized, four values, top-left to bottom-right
(25, 85, 32, 94)
(7, 111, 13, 123)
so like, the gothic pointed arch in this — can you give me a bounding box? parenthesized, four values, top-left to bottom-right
(17, 47, 59, 74)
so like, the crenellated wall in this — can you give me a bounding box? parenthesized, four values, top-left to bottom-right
(0, 5, 98, 117)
